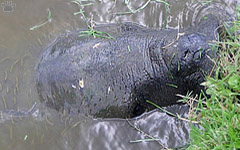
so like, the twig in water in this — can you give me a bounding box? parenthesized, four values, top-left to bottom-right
(45, 116, 54, 126)
(126, 119, 170, 149)
(61, 121, 82, 136)
(10, 59, 20, 72)
(116, 0, 151, 15)
(162, 33, 185, 49)
(2, 95, 7, 109)
(130, 138, 161, 143)
(162, 13, 185, 49)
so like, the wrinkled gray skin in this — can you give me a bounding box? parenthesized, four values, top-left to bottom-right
(36, 14, 219, 118)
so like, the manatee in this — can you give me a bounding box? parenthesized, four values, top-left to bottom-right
(36, 14, 219, 118)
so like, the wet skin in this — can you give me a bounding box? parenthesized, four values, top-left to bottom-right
(36, 14, 219, 118)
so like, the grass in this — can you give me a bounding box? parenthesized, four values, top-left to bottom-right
(185, 7, 240, 150)
(200, 0, 212, 6)
(116, 0, 152, 15)
(166, 83, 178, 88)
(29, 8, 52, 31)
(71, 0, 114, 39)
(169, 53, 175, 79)
(146, 100, 177, 117)
(146, 100, 199, 124)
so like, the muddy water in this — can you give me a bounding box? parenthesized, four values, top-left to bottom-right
(0, 0, 237, 149)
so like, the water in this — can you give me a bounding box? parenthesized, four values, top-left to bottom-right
(0, 0, 237, 149)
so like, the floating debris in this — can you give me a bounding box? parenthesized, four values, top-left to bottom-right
(71, 121, 81, 129)
(107, 86, 111, 94)
(17, 107, 22, 121)
(6, 86, 9, 93)
(45, 116, 54, 126)
(9, 125, 13, 139)
(24, 135, 28, 141)
(30, 8, 52, 31)
(13, 96, 16, 105)
(130, 138, 161, 143)
(11, 115, 14, 124)
(61, 121, 82, 136)
(29, 89, 32, 97)
(38, 38, 43, 46)
(15, 76, 19, 91)
(10, 59, 20, 72)
(4, 70, 7, 81)
(61, 127, 69, 136)
(177, 60, 180, 71)
(0, 57, 9, 63)
(79, 79, 84, 88)
(93, 43, 101, 49)
(128, 45, 131, 52)
(2, 95, 7, 109)
(166, 83, 178, 88)
(13, 88, 17, 104)
(72, 84, 77, 89)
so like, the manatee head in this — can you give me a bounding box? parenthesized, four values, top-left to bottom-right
(162, 14, 219, 79)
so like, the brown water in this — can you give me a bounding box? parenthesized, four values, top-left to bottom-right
(0, 0, 237, 149)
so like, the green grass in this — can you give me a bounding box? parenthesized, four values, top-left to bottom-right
(29, 8, 52, 31)
(71, 0, 114, 39)
(200, 1, 212, 6)
(186, 7, 240, 150)
(169, 53, 176, 79)
(116, 0, 152, 15)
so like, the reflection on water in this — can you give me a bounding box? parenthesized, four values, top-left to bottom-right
(0, 0, 237, 149)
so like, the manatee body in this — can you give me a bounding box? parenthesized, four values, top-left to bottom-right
(36, 15, 219, 118)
